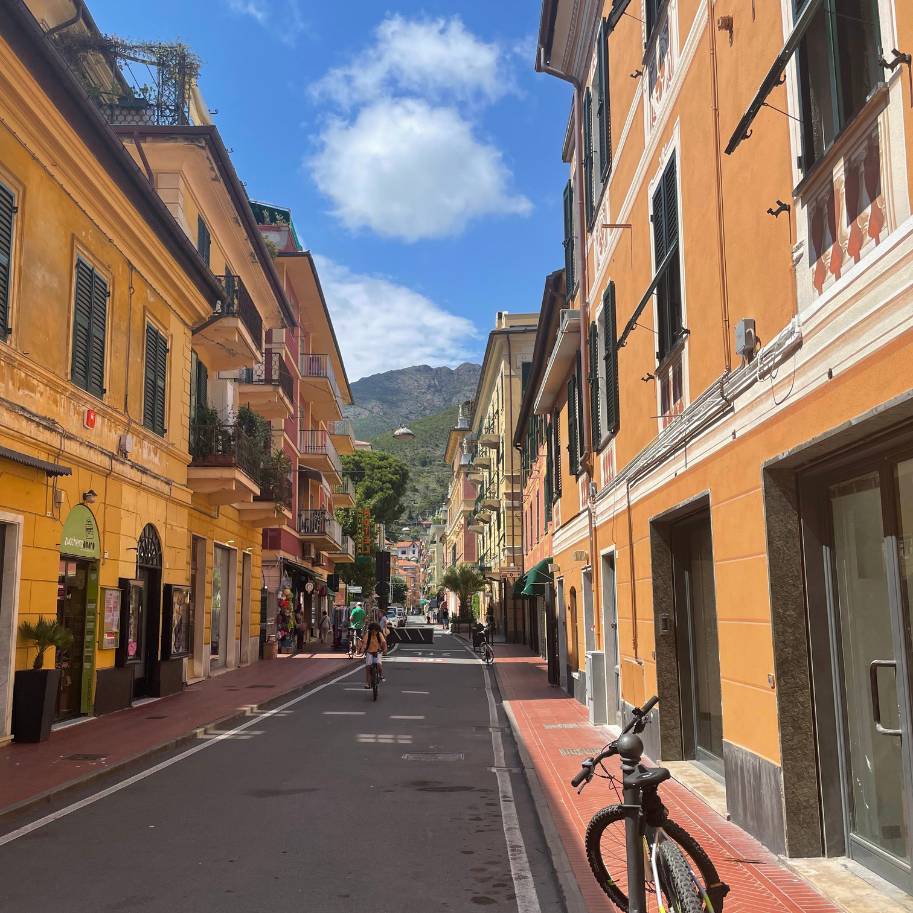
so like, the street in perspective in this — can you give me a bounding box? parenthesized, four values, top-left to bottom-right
(1, 1, 912, 912)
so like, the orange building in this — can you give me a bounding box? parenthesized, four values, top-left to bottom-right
(537, 0, 913, 890)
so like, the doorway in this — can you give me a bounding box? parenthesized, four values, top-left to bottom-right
(134, 524, 163, 699)
(55, 558, 90, 720)
(211, 544, 231, 668)
(239, 551, 252, 666)
(601, 552, 621, 726)
(567, 587, 579, 698)
(671, 513, 723, 776)
(804, 452, 913, 891)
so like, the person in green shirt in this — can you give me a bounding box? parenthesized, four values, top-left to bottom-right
(347, 603, 366, 658)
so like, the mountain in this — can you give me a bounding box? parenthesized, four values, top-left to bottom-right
(344, 363, 481, 441)
(370, 404, 461, 523)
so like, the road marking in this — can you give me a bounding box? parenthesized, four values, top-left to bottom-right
(455, 636, 542, 913)
(390, 715, 424, 720)
(0, 664, 363, 847)
(322, 711, 366, 716)
(401, 690, 429, 695)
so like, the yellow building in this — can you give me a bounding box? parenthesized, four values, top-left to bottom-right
(465, 312, 538, 640)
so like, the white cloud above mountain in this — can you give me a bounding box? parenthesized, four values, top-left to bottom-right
(314, 256, 480, 380)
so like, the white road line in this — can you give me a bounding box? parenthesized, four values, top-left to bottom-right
(453, 636, 541, 913)
(322, 711, 366, 716)
(0, 664, 362, 847)
(401, 690, 429, 695)
(390, 715, 424, 720)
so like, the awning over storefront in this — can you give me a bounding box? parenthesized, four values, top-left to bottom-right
(0, 445, 71, 477)
(522, 559, 553, 597)
(512, 573, 528, 598)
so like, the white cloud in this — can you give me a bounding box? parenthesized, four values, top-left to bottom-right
(225, 0, 306, 45)
(313, 256, 480, 380)
(313, 15, 507, 108)
(309, 98, 532, 242)
(226, 0, 268, 24)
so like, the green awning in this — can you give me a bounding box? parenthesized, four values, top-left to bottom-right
(522, 558, 553, 597)
(512, 573, 528, 598)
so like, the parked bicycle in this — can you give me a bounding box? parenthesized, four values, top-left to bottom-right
(571, 696, 729, 913)
(480, 637, 494, 665)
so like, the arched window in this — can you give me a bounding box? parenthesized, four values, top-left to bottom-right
(136, 524, 162, 569)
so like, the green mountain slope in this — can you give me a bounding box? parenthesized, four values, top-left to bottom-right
(370, 405, 460, 523)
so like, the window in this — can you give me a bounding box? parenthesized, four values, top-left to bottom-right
(588, 321, 601, 444)
(552, 410, 562, 497)
(563, 181, 575, 297)
(143, 323, 168, 436)
(596, 20, 611, 180)
(600, 282, 620, 438)
(796, 0, 881, 171)
(651, 155, 682, 361)
(567, 369, 581, 477)
(645, 0, 667, 43)
(583, 89, 594, 225)
(71, 258, 108, 397)
(544, 417, 554, 520)
(0, 180, 15, 339)
(583, 21, 612, 229)
(197, 215, 211, 267)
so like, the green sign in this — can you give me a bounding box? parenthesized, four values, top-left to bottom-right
(60, 505, 101, 559)
(81, 564, 99, 714)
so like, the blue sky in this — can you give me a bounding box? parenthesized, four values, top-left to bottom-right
(87, 0, 571, 379)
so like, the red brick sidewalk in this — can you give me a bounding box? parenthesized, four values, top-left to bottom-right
(494, 647, 841, 913)
(0, 649, 353, 817)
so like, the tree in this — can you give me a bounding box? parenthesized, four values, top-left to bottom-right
(336, 554, 375, 600)
(340, 450, 409, 528)
(441, 564, 486, 622)
(391, 575, 408, 604)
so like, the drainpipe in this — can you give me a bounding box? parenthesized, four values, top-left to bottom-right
(46, 0, 84, 36)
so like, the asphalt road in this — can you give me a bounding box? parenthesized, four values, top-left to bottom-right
(0, 633, 565, 913)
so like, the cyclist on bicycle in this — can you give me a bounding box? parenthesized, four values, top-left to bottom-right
(359, 621, 387, 689)
(348, 602, 366, 656)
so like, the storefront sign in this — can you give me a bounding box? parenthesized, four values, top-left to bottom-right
(99, 587, 122, 650)
(60, 505, 101, 559)
(348, 585, 362, 594)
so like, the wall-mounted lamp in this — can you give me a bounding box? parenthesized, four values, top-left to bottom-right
(629, 69, 643, 79)
(641, 373, 655, 383)
(767, 199, 790, 218)
(82, 489, 97, 504)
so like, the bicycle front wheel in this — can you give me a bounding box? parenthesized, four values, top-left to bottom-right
(657, 841, 704, 913)
(481, 643, 494, 665)
(584, 806, 723, 912)
(372, 666, 378, 701)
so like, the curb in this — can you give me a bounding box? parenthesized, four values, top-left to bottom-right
(499, 696, 589, 913)
(0, 657, 355, 826)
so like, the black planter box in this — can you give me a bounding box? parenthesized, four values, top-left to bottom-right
(12, 668, 60, 743)
(151, 657, 184, 697)
(94, 667, 134, 715)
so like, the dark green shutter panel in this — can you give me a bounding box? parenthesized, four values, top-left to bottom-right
(567, 375, 579, 476)
(602, 281, 620, 436)
(562, 181, 575, 296)
(144, 326, 157, 430)
(196, 357, 208, 413)
(652, 181, 666, 265)
(552, 410, 562, 497)
(72, 260, 94, 391)
(154, 330, 167, 434)
(545, 417, 553, 517)
(143, 325, 167, 436)
(521, 361, 531, 396)
(0, 183, 14, 337)
(589, 321, 601, 444)
(583, 89, 594, 225)
(596, 21, 610, 177)
(88, 270, 107, 397)
(197, 216, 211, 266)
(663, 156, 678, 250)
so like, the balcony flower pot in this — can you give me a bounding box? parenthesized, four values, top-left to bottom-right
(12, 668, 61, 742)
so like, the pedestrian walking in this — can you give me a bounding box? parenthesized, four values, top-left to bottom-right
(319, 609, 331, 644)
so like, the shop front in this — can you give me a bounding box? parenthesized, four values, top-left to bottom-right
(56, 505, 100, 721)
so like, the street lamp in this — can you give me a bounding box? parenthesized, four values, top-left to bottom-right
(393, 425, 415, 440)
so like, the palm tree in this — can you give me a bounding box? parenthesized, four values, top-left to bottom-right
(17, 617, 73, 670)
(441, 563, 486, 622)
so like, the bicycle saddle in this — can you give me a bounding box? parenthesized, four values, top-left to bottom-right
(626, 766, 671, 789)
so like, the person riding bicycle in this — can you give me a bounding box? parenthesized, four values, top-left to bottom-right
(348, 602, 366, 656)
(358, 621, 387, 689)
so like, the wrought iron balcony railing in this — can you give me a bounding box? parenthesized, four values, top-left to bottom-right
(255, 467, 293, 509)
(215, 275, 263, 350)
(298, 509, 343, 545)
(189, 419, 262, 481)
(240, 350, 295, 404)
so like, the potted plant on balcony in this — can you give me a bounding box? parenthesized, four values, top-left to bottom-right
(258, 449, 292, 506)
(12, 617, 73, 742)
(190, 405, 222, 463)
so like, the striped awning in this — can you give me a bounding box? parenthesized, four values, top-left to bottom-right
(521, 558, 553, 597)
(0, 446, 71, 477)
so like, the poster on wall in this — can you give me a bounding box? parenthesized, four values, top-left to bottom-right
(99, 587, 121, 650)
(163, 584, 193, 659)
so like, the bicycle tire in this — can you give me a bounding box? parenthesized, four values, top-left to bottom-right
(481, 643, 494, 665)
(584, 805, 724, 912)
(372, 665, 378, 701)
(657, 841, 704, 913)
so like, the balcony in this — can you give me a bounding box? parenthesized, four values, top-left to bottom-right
(479, 494, 499, 511)
(188, 419, 261, 505)
(299, 353, 343, 421)
(298, 429, 342, 482)
(326, 533, 355, 563)
(237, 462, 293, 528)
(238, 351, 295, 421)
(478, 426, 499, 448)
(326, 418, 355, 455)
(298, 510, 344, 555)
(193, 276, 264, 372)
(332, 477, 356, 507)
(472, 451, 490, 470)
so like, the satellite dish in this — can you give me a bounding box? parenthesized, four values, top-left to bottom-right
(393, 426, 415, 440)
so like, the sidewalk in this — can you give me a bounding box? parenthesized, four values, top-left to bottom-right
(492, 646, 843, 913)
(0, 648, 353, 819)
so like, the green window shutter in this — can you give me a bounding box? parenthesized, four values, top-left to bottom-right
(88, 270, 107, 398)
(601, 281, 620, 436)
(197, 216, 211, 267)
(552, 409, 562, 497)
(583, 89, 594, 225)
(72, 259, 94, 392)
(521, 360, 531, 396)
(144, 324, 167, 436)
(596, 20, 611, 178)
(562, 180, 575, 297)
(589, 321, 601, 445)
(654, 155, 682, 359)
(544, 417, 553, 518)
(567, 374, 579, 476)
(0, 182, 14, 338)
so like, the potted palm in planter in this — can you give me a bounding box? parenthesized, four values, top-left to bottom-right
(12, 618, 72, 742)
